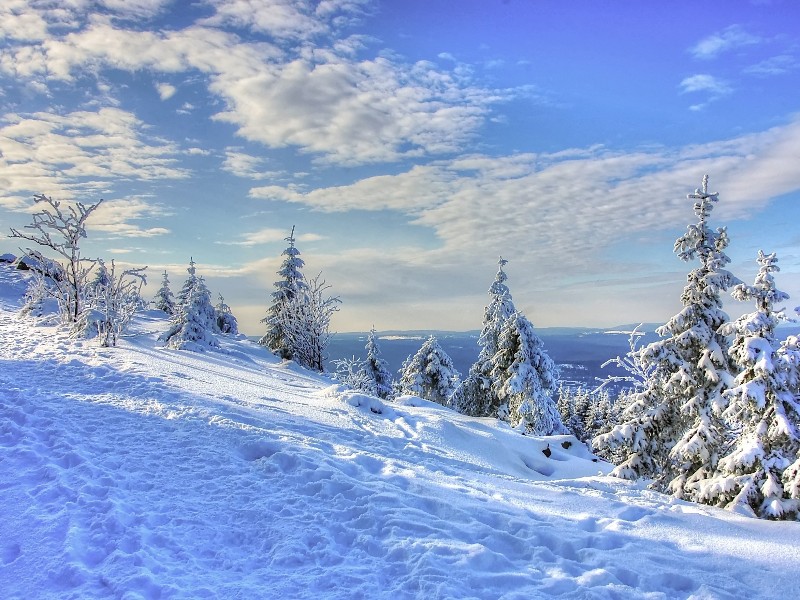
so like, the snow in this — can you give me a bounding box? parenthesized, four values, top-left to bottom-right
(1, 263, 800, 599)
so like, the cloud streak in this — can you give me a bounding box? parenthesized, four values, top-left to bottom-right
(689, 25, 761, 60)
(249, 117, 800, 273)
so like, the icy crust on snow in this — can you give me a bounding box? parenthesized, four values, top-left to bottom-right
(1, 264, 800, 599)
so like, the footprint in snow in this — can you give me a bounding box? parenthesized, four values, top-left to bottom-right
(1, 542, 21, 565)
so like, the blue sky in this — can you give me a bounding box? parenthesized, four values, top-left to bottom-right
(1, 0, 800, 334)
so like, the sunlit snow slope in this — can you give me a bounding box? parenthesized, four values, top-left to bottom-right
(1, 264, 800, 599)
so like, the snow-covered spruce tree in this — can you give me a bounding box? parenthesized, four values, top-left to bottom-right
(259, 227, 309, 360)
(77, 259, 147, 347)
(364, 328, 394, 399)
(595, 176, 739, 498)
(452, 258, 517, 417)
(492, 311, 566, 435)
(396, 335, 461, 406)
(556, 385, 575, 430)
(695, 251, 800, 518)
(175, 257, 198, 309)
(153, 270, 176, 315)
(780, 333, 800, 504)
(9, 194, 102, 324)
(214, 294, 239, 335)
(272, 273, 339, 371)
(160, 276, 219, 351)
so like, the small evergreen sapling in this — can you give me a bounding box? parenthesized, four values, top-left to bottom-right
(334, 356, 376, 395)
(396, 335, 460, 406)
(365, 328, 394, 399)
(214, 294, 239, 335)
(161, 276, 219, 351)
(154, 270, 176, 315)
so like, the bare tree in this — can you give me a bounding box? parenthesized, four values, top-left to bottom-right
(274, 273, 340, 371)
(9, 194, 103, 324)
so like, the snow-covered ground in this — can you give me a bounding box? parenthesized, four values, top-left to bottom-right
(1, 264, 800, 599)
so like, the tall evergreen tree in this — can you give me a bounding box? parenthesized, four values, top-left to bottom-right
(153, 270, 176, 315)
(259, 227, 308, 360)
(492, 312, 565, 435)
(452, 258, 517, 417)
(696, 251, 800, 518)
(396, 335, 460, 406)
(596, 176, 739, 497)
(365, 328, 394, 399)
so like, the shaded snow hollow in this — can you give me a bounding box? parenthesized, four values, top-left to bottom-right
(1, 264, 799, 599)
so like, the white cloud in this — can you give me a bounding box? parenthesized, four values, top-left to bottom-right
(210, 54, 497, 165)
(220, 227, 325, 246)
(249, 164, 457, 211)
(0, 7, 509, 166)
(689, 25, 761, 59)
(156, 82, 177, 100)
(0, 108, 188, 205)
(744, 54, 799, 77)
(0, 0, 50, 41)
(679, 74, 732, 96)
(200, 0, 340, 40)
(88, 196, 173, 238)
(97, 0, 173, 19)
(221, 149, 272, 179)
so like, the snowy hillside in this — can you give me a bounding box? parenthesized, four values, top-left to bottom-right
(1, 264, 800, 599)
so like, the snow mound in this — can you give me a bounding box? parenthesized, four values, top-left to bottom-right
(1, 263, 799, 599)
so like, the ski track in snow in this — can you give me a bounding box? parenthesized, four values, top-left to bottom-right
(1, 265, 800, 599)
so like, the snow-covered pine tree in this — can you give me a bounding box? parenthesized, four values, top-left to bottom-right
(695, 251, 800, 518)
(214, 294, 239, 335)
(556, 385, 576, 430)
(259, 227, 309, 360)
(780, 333, 800, 505)
(492, 311, 566, 435)
(587, 389, 613, 440)
(396, 335, 461, 406)
(364, 328, 394, 399)
(154, 270, 176, 315)
(86, 261, 112, 297)
(452, 258, 517, 417)
(175, 258, 198, 309)
(595, 176, 739, 497)
(160, 276, 218, 351)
